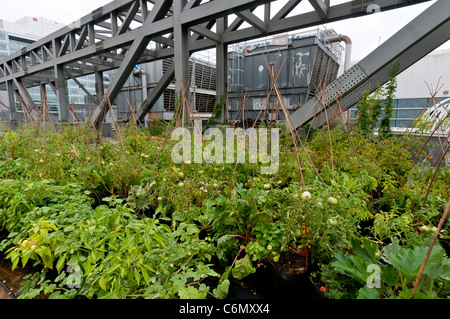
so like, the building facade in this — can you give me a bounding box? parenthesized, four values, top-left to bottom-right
(0, 17, 105, 121)
(348, 48, 450, 129)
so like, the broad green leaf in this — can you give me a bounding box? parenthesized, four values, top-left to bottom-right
(107, 263, 120, 274)
(386, 247, 424, 278)
(38, 246, 53, 269)
(21, 250, 32, 268)
(231, 257, 255, 280)
(152, 234, 166, 247)
(172, 211, 187, 222)
(381, 237, 402, 264)
(385, 246, 446, 279)
(120, 265, 126, 278)
(134, 268, 141, 286)
(56, 254, 66, 273)
(114, 276, 121, 295)
(140, 265, 149, 285)
(11, 254, 20, 271)
(422, 245, 450, 280)
(351, 238, 378, 263)
(155, 204, 162, 215)
(84, 259, 93, 277)
(357, 286, 379, 299)
(381, 264, 399, 287)
(142, 264, 156, 273)
(178, 286, 205, 299)
(99, 276, 107, 291)
(331, 252, 373, 284)
(160, 224, 172, 234)
(213, 279, 230, 299)
(399, 288, 432, 299)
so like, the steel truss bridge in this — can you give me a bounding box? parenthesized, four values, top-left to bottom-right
(0, 0, 449, 129)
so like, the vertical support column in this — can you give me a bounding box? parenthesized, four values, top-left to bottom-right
(54, 64, 68, 122)
(6, 80, 16, 121)
(40, 83, 47, 117)
(216, 17, 228, 99)
(264, 3, 271, 23)
(216, 17, 228, 123)
(191, 58, 196, 113)
(88, 23, 96, 46)
(173, 0, 190, 123)
(53, 39, 68, 122)
(95, 71, 104, 105)
(40, 83, 47, 101)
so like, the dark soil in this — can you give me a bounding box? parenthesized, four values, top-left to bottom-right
(236, 251, 326, 299)
(268, 250, 308, 275)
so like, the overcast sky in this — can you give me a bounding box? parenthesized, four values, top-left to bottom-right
(0, 0, 447, 61)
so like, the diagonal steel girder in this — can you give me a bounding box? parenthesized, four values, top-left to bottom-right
(92, 0, 276, 128)
(136, 61, 175, 123)
(287, 0, 450, 130)
(91, 0, 174, 127)
(92, 0, 432, 127)
(0, 0, 432, 85)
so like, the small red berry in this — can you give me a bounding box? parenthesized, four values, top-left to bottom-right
(392, 195, 397, 199)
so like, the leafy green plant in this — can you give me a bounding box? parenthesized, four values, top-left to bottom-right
(0, 178, 226, 299)
(378, 65, 398, 139)
(330, 237, 450, 299)
(355, 64, 397, 139)
(1, 103, 448, 300)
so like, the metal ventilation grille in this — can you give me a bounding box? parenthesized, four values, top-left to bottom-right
(163, 57, 216, 113)
(164, 89, 216, 113)
(309, 47, 340, 100)
(320, 64, 367, 106)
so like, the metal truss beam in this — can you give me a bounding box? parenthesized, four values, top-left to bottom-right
(272, 0, 302, 20)
(0, 0, 434, 127)
(136, 61, 175, 122)
(288, 0, 450, 129)
(235, 10, 267, 34)
(308, 0, 328, 20)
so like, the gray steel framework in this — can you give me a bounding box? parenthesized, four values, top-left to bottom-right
(289, 0, 450, 129)
(0, 0, 435, 129)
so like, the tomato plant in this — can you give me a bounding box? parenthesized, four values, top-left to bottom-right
(0, 118, 448, 299)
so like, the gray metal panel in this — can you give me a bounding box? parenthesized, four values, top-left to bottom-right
(227, 34, 333, 120)
(290, 45, 316, 88)
(245, 54, 269, 91)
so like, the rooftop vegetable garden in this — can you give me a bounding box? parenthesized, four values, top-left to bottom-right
(0, 74, 449, 300)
